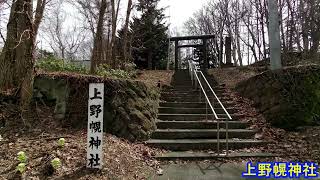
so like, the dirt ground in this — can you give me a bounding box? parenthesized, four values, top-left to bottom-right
(0, 104, 162, 180)
(0, 70, 174, 180)
(136, 70, 174, 87)
(208, 67, 259, 89)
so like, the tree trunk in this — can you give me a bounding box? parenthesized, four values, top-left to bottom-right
(260, 0, 267, 60)
(33, 0, 47, 42)
(234, 3, 242, 66)
(255, 0, 261, 61)
(148, 50, 152, 70)
(90, 0, 107, 73)
(123, 0, 133, 65)
(110, 0, 116, 68)
(231, 37, 237, 65)
(106, 23, 111, 65)
(300, 0, 309, 51)
(309, 0, 320, 55)
(110, 0, 121, 69)
(0, 0, 35, 110)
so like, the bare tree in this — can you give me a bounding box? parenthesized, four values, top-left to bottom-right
(71, 0, 123, 68)
(0, 0, 39, 112)
(185, 0, 320, 66)
(71, 0, 100, 38)
(34, 0, 48, 42)
(122, 0, 133, 63)
(42, 1, 87, 60)
(0, 0, 48, 111)
(110, 0, 121, 68)
(90, 0, 107, 73)
(0, 1, 12, 47)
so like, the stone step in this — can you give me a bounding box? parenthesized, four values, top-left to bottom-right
(158, 107, 239, 114)
(162, 93, 231, 98)
(158, 114, 242, 121)
(161, 90, 227, 96)
(172, 70, 189, 75)
(161, 94, 232, 99)
(172, 77, 192, 80)
(146, 139, 266, 151)
(161, 97, 234, 103)
(159, 102, 234, 109)
(171, 80, 193, 83)
(165, 86, 225, 91)
(163, 87, 226, 93)
(152, 129, 257, 139)
(161, 93, 230, 100)
(160, 99, 234, 105)
(156, 120, 248, 129)
(155, 152, 278, 160)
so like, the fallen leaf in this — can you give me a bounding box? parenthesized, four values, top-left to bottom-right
(157, 168, 163, 176)
(255, 133, 263, 140)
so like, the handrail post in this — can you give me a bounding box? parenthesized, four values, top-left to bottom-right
(199, 84, 201, 102)
(217, 116, 220, 156)
(226, 117, 229, 157)
(189, 60, 232, 157)
(198, 71, 233, 157)
(206, 100, 208, 121)
(194, 64, 198, 90)
(191, 69, 194, 87)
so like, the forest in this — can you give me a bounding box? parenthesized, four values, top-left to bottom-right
(184, 0, 320, 66)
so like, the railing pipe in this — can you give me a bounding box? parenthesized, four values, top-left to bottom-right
(199, 72, 232, 120)
(198, 71, 232, 156)
(188, 60, 233, 156)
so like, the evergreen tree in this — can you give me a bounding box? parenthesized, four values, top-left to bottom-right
(129, 0, 168, 69)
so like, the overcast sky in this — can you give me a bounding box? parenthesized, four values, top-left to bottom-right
(0, 0, 210, 47)
(159, 0, 208, 33)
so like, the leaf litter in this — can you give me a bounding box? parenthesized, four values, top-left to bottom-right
(0, 103, 163, 180)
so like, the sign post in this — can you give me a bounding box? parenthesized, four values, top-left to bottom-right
(87, 83, 104, 169)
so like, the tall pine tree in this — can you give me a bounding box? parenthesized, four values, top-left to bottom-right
(129, 0, 168, 70)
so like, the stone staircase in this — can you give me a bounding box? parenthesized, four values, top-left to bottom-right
(147, 70, 273, 160)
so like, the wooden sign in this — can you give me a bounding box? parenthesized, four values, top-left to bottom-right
(87, 83, 104, 169)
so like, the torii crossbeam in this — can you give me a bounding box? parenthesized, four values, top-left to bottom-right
(169, 35, 215, 71)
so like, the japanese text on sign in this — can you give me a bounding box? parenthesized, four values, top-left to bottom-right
(87, 83, 104, 169)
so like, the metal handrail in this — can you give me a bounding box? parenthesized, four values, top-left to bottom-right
(198, 71, 231, 156)
(193, 67, 219, 120)
(188, 61, 213, 115)
(199, 72, 233, 120)
(188, 60, 231, 157)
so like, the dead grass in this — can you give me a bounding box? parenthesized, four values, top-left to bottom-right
(136, 70, 174, 88)
(208, 67, 259, 88)
(0, 104, 161, 180)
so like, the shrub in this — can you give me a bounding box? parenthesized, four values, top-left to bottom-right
(97, 64, 136, 79)
(36, 57, 88, 74)
(36, 57, 137, 79)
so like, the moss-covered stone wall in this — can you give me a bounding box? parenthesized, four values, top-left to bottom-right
(236, 65, 320, 130)
(33, 73, 159, 141)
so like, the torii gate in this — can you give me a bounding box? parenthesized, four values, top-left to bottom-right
(169, 35, 215, 71)
(169, 35, 234, 70)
